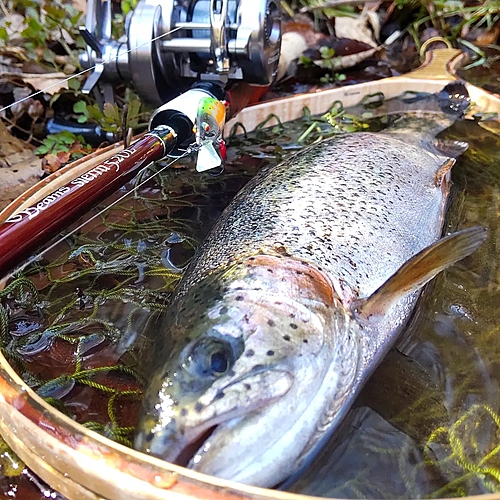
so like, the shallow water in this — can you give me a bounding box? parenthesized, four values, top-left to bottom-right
(0, 101, 499, 498)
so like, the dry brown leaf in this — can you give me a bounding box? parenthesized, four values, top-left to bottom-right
(0, 120, 42, 210)
(8, 87, 32, 121)
(282, 19, 325, 46)
(474, 26, 500, 46)
(277, 32, 309, 81)
(0, 46, 28, 62)
(17, 73, 69, 94)
(335, 14, 377, 47)
(41, 153, 63, 174)
(365, 8, 381, 42)
(28, 100, 44, 121)
(0, 71, 70, 95)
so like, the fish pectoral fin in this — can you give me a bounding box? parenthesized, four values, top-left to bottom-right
(352, 226, 487, 320)
(434, 157, 455, 187)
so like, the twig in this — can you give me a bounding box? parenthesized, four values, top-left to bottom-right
(0, 0, 8, 17)
(301, 0, 377, 9)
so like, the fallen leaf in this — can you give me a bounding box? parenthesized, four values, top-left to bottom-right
(13, 73, 69, 94)
(9, 87, 32, 121)
(0, 46, 28, 62)
(471, 25, 500, 46)
(0, 120, 42, 210)
(28, 100, 44, 120)
(335, 13, 377, 47)
(41, 153, 62, 173)
(365, 6, 382, 42)
(316, 37, 374, 56)
(277, 32, 309, 81)
(282, 18, 325, 46)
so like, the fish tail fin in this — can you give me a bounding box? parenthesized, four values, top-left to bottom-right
(436, 81, 470, 119)
(396, 81, 470, 117)
(382, 82, 470, 151)
(353, 226, 487, 320)
(425, 81, 471, 158)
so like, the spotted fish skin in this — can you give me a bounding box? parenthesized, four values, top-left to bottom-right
(135, 88, 485, 487)
(182, 132, 447, 298)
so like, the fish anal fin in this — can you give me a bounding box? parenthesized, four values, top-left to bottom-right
(434, 157, 455, 187)
(352, 226, 487, 320)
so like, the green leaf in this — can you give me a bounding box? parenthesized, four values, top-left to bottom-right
(34, 144, 50, 155)
(42, 48, 55, 64)
(127, 98, 141, 120)
(73, 100, 88, 114)
(320, 46, 335, 59)
(34, 132, 78, 156)
(103, 102, 120, 122)
(70, 13, 83, 25)
(68, 78, 81, 91)
(299, 55, 312, 68)
(57, 131, 78, 145)
(322, 6, 357, 18)
(49, 93, 61, 107)
(86, 105, 104, 122)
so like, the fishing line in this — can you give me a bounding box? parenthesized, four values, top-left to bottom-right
(0, 26, 182, 114)
(13, 151, 190, 275)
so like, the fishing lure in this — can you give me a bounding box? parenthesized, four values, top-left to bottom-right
(193, 97, 227, 173)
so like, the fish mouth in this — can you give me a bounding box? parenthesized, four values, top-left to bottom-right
(175, 424, 219, 467)
(143, 420, 219, 465)
(149, 418, 241, 469)
(140, 368, 294, 465)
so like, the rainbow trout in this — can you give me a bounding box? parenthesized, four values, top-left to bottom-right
(135, 83, 486, 487)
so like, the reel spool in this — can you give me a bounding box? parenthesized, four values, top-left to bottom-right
(79, 0, 282, 106)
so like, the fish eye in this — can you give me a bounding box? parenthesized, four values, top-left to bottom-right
(184, 338, 234, 377)
(210, 350, 228, 373)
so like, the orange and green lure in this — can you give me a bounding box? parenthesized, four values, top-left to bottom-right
(194, 97, 227, 172)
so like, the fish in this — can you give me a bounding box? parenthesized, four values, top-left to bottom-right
(134, 82, 487, 487)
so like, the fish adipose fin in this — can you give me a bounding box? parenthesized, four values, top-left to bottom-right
(353, 226, 487, 319)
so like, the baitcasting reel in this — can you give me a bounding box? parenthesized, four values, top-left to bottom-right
(79, 0, 282, 107)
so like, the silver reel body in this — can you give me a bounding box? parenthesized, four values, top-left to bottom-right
(79, 0, 281, 106)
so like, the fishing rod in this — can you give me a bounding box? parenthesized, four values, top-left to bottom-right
(0, 0, 283, 277)
(0, 84, 228, 276)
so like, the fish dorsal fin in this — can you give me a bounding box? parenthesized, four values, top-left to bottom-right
(352, 226, 487, 320)
(423, 138, 469, 160)
(433, 139, 469, 158)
